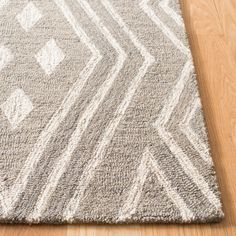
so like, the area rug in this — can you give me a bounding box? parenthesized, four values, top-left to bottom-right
(0, 0, 224, 224)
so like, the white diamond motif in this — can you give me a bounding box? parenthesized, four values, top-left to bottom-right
(35, 38, 65, 75)
(0, 45, 13, 72)
(16, 2, 42, 31)
(1, 88, 33, 129)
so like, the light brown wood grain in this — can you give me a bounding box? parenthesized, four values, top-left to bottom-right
(1, 0, 236, 235)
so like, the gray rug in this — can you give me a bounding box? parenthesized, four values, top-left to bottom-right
(0, 0, 223, 224)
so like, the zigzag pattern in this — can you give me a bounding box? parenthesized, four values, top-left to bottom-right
(0, 0, 223, 223)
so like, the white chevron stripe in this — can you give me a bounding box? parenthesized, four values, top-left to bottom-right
(154, 60, 193, 127)
(28, 0, 126, 220)
(155, 126, 221, 210)
(63, 0, 154, 221)
(140, 0, 190, 56)
(153, 61, 221, 209)
(119, 148, 194, 222)
(159, 0, 184, 27)
(180, 97, 213, 165)
(0, 0, 101, 216)
(119, 149, 150, 221)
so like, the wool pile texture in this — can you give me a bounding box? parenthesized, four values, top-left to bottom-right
(0, 0, 224, 224)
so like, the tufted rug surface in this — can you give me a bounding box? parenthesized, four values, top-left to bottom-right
(0, 0, 223, 224)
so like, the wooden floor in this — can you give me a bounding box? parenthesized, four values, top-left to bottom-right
(1, 0, 236, 235)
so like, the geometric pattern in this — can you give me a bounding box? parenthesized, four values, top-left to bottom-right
(0, 45, 13, 72)
(35, 38, 65, 75)
(16, 2, 42, 32)
(0, 88, 33, 129)
(0, 0, 223, 224)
